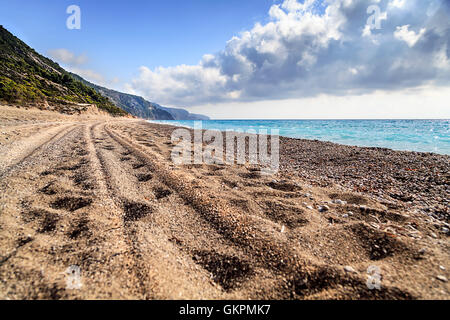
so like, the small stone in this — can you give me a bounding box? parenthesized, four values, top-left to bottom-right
(344, 266, 357, 273)
(318, 205, 330, 212)
(342, 214, 349, 218)
(430, 232, 438, 239)
(347, 211, 354, 216)
(333, 199, 347, 205)
(306, 205, 313, 210)
(439, 266, 445, 271)
(370, 223, 380, 229)
(17, 234, 33, 246)
(442, 227, 449, 234)
(436, 275, 448, 282)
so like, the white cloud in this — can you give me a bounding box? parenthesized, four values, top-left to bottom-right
(349, 68, 359, 75)
(389, 0, 406, 9)
(394, 25, 426, 47)
(69, 67, 105, 84)
(123, 83, 137, 95)
(189, 87, 450, 120)
(130, 64, 227, 104)
(127, 0, 449, 110)
(362, 24, 372, 37)
(48, 48, 88, 66)
(48, 48, 121, 88)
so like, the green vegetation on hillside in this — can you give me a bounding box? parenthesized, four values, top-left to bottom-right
(0, 26, 127, 116)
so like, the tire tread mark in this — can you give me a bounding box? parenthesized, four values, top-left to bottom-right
(87, 122, 155, 299)
(0, 125, 78, 179)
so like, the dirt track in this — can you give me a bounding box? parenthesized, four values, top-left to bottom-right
(0, 107, 448, 300)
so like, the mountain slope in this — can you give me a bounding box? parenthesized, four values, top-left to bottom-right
(72, 73, 210, 120)
(70, 73, 174, 120)
(0, 25, 209, 120)
(158, 106, 210, 120)
(0, 26, 127, 116)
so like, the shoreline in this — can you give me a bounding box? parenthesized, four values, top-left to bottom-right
(0, 107, 448, 299)
(146, 121, 449, 222)
(146, 119, 450, 156)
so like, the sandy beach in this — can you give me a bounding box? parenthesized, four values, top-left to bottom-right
(0, 105, 448, 300)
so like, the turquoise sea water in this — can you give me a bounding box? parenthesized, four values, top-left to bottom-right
(149, 119, 450, 155)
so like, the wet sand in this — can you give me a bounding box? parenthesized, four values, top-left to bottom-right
(0, 105, 448, 299)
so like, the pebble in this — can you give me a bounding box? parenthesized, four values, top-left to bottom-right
(344, 266, 357, 273)
(370, 223, 380, 229)
(306, 205, 313, 210)
(332, 199, 347, 205)
(342, 214, 349, 218)
(318, 205, 330, 212)
(413, 248, 426, 259)
(436, 275, 448, 282)
(282, 137, 448, 218)
(430, 232, 438, 239)
(442, 227, 449, 234)
(347, 211, 354, 216)
(439, 266, 445, 271)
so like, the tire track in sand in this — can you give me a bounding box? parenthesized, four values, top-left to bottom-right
(0, 118, 418, 299)
(90, 122, 250, 299)
(0, 124, 78, 179)
(104, 122, 417, 300)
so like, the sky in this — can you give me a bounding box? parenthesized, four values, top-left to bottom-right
(1, 0, 449, 119)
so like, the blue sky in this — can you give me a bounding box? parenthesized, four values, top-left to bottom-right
(0, 0, 278, 88)
(1, 0, 449, 119)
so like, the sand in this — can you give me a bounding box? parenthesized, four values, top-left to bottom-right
(0, 105, 448, 300)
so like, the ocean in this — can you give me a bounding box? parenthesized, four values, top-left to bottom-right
(148, 119, 450, 155)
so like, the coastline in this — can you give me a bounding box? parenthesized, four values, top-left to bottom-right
(0, 106, 448, 299)
(146, 119, 450, 156)
(147, 121, 449, 222)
